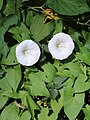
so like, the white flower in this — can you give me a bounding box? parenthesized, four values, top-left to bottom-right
(16, 40, 41, 66)
(48, 32, 74, 60)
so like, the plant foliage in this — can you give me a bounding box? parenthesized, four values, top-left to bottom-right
(0, 0, 90, 120)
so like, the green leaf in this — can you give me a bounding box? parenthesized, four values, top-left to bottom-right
(74, 74, 90, 93)
(1, 45, 18, 65)
(4, 0, 15, 16)
(76, 47, 90, 66)
(20, 22, 30, 34)
(82, 31, 90, 50)
(0, 26, 9, 57)
(0, 76, 12, 92)
(0, 90, 8, 110)
(71, 32, 83, 47)
(9, 22, 30, 41)
(53, 76, 68, 89)
(63, 87, 85, 120)
(83, 105, 90, 120)
(3, 15, 18, 29)
(0, 103, 20, 120)
(30, 14, 54, 42)
(20, 110, 31, 120)
(0, 0, 3, 10)
(0, 65, 21, 92)
(54, 19, 63, 34)
(0, 40, 9, 57)
(21, 93, 39, 119)
(51, 97, 63, 114)
(46, 0, 90, 15)
(38, 108, 50, 120)
(26, 72, 50, 97)
(38, 106, 60, 120)
(49, 89, 58, 99)
(26, 10, 34, 26)
(57, 62, 83, 77)
(5, 65, 21, 91)
(40, 62, 57, 83)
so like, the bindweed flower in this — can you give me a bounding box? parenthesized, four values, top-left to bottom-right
(16, 40, 41, 66)
(48, 32, 74, 60)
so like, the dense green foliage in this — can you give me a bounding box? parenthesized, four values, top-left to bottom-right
(0, 0, 90, 120)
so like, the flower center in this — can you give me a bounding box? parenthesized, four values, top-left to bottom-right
(56, 43, 61, 48)
(23, 49, 28, 55)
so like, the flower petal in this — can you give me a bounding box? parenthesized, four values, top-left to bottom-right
(16, 40, 41, 66)
(48, 32, 74, 60)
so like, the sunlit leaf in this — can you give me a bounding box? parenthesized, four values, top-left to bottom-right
(20, 110, 31, 120)
(74, 74, 90, 93)
(0, 90, 8, 110)
(0, 103, 20, 120)
(27, 72, 50, 97)
(63, 87, 84, 120)
(83, 105, 90, 120)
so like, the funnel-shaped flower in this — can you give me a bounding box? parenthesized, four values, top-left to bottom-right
(16, 40, 41, 66)
(48, 33, 74, 60)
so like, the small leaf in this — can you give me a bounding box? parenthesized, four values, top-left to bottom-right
(83, 105, 90, 120)
(74, 74, 90, 93)
(26, 10, 34, 26)
(1, 45, 18, 65)
(51, 97, 63, 114)
(0, 0, 3, 10)
(54, 19, 63, 34)
(76, 47, 90, 66)
(0, 90, 8, 110)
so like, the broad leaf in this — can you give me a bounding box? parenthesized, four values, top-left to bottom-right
(46, 0, 90, 15)
(4, 0, 15, 15)
(57, 62, 84, 77)
(40, 62, 57, 83)
(21, 93, 39, 118)
(26, 72, 50, 97)
(5, 65, 21, 91)
(0, 103, 20, 120)
(0, 65, 21, 92)
(30, 14, 54, 42)
(20, 110, 31, 120)
(74, 74, 90, 93)
(38, 108, 57, 120)
(3, 15, 18, 29)
(0, 90, 8, 110)
(63, 87, 84, 120)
